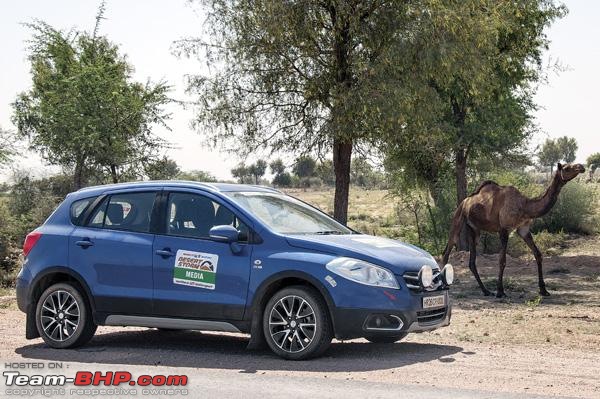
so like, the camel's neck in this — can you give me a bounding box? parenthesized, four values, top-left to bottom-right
(524, 172, 564, 218)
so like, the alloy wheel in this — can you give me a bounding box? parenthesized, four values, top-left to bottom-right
(40, 290, 80, 342)
(268, 295, 316, 353)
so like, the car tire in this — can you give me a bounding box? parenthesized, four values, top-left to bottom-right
(35, 282, 97, 349)
(365, 333, 408, 344)
(263, 285, 332, 360)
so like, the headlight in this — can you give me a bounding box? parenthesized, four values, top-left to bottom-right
(326, 257, 400, 289)
(441, 263, 454, 285)
(418, 265, 433, 288)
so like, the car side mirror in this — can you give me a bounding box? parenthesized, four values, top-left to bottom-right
(209, 225, 240, 243)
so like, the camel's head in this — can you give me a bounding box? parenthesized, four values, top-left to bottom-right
(557, 162, 586, 182)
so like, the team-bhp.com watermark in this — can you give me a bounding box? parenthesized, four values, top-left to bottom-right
(2, 362, 188, 397)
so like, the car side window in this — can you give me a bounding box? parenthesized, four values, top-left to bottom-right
(85, 192, 157, 233)
(70, 197, 96, 225)
(167, 192, 249, 241)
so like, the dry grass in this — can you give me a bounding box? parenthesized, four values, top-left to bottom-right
(406, 235, 600, 350)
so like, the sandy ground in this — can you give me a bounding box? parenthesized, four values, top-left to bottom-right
(0, 236, 599, 398)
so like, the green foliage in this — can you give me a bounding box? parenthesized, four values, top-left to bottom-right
(384, 0, 565, 212)
(555, 136, 578, 163)
(12, 16, 171, 188)
(538, 136, 579, 172)
(350, 158, 386, 189)
(587, 153, 600, 181)
(0, 172, 71, 287)
(538, 138, 561, 172)
(177, 169, 217, 182)
(588, 153, 600, 172)
(144, 157, 181, 180)
(270, 159, 292, 187)
(231, 161, 266, 184)
(534, 182, 599, 234)
(315, 160, 335, 186)
(0, 127, 17, 168)
(293, 156, 317, 179)
(247, 160, 267, 184)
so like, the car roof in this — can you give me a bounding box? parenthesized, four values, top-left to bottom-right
(71, 181, 282, 199)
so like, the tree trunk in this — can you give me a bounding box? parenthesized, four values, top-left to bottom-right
(455, 148, 468, 250)
(73, 159, 84, 190)
(333, 139, 352, 224)
(110, 164, 119, 184)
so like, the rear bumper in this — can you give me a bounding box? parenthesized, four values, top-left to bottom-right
(16, 275, 30, 313)
(331, 302, 451, 340)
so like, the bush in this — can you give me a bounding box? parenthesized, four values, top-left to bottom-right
(534, 182, 598, 234)
(481, 230, 567, 257)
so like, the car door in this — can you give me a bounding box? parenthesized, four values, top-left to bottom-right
(69, 190, 159, 315)
(152, 190, 253, 320)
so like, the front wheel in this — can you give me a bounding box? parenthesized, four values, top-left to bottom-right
(365, 333, 408, 344)
(35, 282, 97, 349)
(263, 286, 332, 360)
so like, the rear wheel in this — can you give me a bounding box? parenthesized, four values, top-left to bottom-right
(35, 282, 96, 349)
(365, 333, 408, 344)
(263, 286, 332, 360)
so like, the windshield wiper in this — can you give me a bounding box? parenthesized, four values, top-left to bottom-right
(313, 230, 343, 235)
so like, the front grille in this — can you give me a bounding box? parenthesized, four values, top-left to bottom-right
(402, 269, 442, 293)
(416, 307, 447, 325)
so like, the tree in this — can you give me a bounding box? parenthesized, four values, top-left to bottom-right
(316, 159, 335, 186)
(12, 10, 171, 189)
(144, 156, 181, 180)
(178, 170, 217, 182)
(587, 152, 600, 181)
(270, 159, 292, 187)
(385, 0, 565, 249)
(539, 136, 578, 174)
(350, 157, 384, 188)
(555, 136, 578, 163)
(247, 160, 267, 184)
(269, 159, 286, 176)
(0, 127, 17, 168)
(538, 139, 562, 174)
(231, 163, 252, 184)
(293, 156, 317, 179)
(177, 0, 435, 224)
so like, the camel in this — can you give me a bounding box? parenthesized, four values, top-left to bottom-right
(442, 162, 586, 298)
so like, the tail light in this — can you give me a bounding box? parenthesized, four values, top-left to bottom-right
(23, 231, 42, 257)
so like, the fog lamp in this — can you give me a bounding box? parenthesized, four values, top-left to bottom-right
(441, 263, 454, 286)
(418, 265, 433, 288)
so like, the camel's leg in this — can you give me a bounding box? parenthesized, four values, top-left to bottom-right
(496, 229, 509, 298)
(517, 227, 550, 296)
(442, 204, 464, 264)
(466, 225, 490, 296)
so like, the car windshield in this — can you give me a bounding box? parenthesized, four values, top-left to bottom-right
(225, 192, 353, 235)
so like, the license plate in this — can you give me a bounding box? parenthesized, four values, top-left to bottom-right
(422, 295, 445, 309)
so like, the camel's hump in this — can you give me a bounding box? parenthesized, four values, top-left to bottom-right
(469, 180, 499, 196)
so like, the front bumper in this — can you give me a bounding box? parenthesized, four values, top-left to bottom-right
(331, 301, 451, 340)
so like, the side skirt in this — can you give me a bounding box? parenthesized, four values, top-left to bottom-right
(104, 315, 242, 333)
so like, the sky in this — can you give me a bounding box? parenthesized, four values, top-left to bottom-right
(0, 0, 598, 182)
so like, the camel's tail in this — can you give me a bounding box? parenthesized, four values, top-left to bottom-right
(442, 199, 466, 264)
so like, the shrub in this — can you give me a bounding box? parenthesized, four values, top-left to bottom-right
(534, 182, 598, 234)
(481, 230, 567, 257)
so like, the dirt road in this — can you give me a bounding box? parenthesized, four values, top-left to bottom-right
(1, 236, 599, 398)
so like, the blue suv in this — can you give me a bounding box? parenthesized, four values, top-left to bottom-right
(16, 182, 453, 360)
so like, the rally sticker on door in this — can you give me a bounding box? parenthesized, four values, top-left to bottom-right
(173, 250, 219, 290)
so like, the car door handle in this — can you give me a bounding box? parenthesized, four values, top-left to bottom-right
(155, 249, 174, 257)
(75, 239, 94, 248)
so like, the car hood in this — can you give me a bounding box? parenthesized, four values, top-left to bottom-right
(285, 234, 439, 274)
